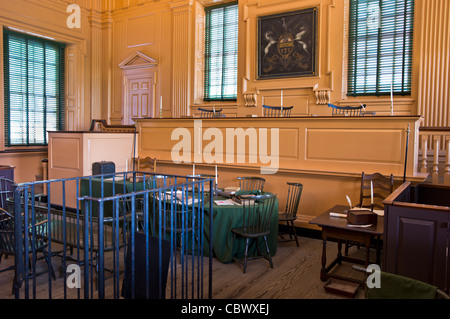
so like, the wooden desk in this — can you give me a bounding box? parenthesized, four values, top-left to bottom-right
(310, 205, 384, 284)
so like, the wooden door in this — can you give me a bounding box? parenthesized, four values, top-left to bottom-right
(128, 76, 153, 123)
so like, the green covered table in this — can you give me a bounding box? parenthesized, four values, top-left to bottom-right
(80, 179, 279, 264)
(202, 193, 279, 264)
(79, 177, 145, 217)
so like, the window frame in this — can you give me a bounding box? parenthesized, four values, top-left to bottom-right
(203, 1, 239, 102)
(347, 0, 415, 97)
(3, 29, 65, 148)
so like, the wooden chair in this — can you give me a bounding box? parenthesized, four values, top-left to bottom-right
(328, 103, 363, 116)
(137, 156, 157, 174)
(237, 177, 265, 192)
(0, 207, 55, 294)
(162, 206, 199, 263)
(346, 171, 394, 255)
(231, 193, 277, 273)
(358, 172, 394, 210)
(198, 108, 223, 118)
(278, 182, 303, 247)
(262, 105, 293, 117)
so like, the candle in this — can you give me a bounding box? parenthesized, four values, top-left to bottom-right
(281, 90, 283, 107)
(215, 165, 218, 187)
(213, 105, 216, 115)
(125, 158, 128, 172)
(371, 180, 374, 205)
(390, 82, 394, 115)
(160, 96, 163, 118)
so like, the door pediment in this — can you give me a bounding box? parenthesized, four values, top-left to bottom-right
(119, 51, 158, 70)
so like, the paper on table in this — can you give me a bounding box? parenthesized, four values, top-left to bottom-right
(214, 199, 236, 206)
(346, 224, 373, 228)
(330, 212, 347, 218)
(162, 191, 201, 205)
(372, 209, 384, 216)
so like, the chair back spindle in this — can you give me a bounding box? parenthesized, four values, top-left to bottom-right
(262, 105, 293, 117)
(328, 103, 363, 116)
(238, 177, 265, 192)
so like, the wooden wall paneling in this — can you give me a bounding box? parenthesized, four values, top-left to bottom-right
(416, 0, 450, 128)
(89, 9, 103, 120)
(170, 1, 194, 118)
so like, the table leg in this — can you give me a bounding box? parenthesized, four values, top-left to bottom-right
(376, 235, 381, 265)
(320, 239, 328, 282)
(365, 239, 371, 267)
(337, 240, 342, 265)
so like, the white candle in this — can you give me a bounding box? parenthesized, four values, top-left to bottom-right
(371, 181, 374, 205)
(213, 105, 216, 114)
(281, 90, 283, 107)
(160, 96, 163, 118)
(390, 82, 394, 115)
(125, 158, 128, 172)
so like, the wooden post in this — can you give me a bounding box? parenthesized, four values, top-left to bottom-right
(445, 138, 450, 185)
(432, 137, 440, 184)
(420, 134, 428, 174)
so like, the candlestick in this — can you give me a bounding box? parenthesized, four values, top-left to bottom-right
(370, 180, 374, 205)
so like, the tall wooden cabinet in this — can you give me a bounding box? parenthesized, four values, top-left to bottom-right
(383, 182, 450, 293)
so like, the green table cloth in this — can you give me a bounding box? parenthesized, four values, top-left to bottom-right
(79, 177, 145, 217)
(202, 193, 279, 264)
(80, 179, 279, 264)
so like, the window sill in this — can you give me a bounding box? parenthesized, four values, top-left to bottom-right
(191, 102, 238, 109)
(0, 147, 48, 154)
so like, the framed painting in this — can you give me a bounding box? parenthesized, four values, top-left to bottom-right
(257, 7, 318, 79)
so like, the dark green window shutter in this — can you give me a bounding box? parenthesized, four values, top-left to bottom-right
(204, 2, 238, 101)
(348, 0, 414, 96)
(3, 29, 65, 146)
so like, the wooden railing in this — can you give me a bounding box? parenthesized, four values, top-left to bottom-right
(419, 127, 450, 184)
(89, 119, 135, 132)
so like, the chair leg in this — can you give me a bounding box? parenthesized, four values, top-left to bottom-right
(290, 221, 299, 247)
(286, 221, 293, 240)
(243, 238, 249, 274)
(42, 250, 56, 280)
(263, 236, 273, 269)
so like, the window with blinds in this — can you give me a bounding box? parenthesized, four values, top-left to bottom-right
(3, 29, 65, 147)
(347, 0, 414, 96)
(204, 2, 238, 101)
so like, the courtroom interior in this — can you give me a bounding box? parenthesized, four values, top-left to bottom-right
(0, 0, 449, 301)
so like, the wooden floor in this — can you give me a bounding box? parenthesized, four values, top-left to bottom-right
(0, 234, 372, 300)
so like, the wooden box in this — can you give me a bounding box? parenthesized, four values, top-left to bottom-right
(324, 278, 359, 298)
(346, 209, 377, 225)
